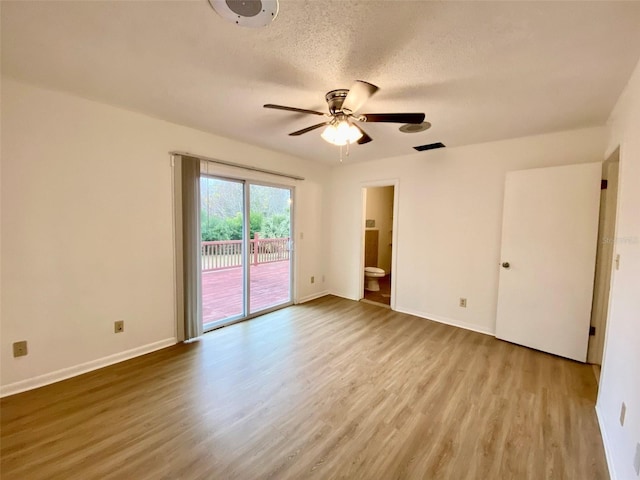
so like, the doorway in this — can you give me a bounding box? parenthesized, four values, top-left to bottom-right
(200, 176, 293, 331)
(361, 184, 397, 307)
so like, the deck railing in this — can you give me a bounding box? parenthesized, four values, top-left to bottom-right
(202, 234, 290, 271)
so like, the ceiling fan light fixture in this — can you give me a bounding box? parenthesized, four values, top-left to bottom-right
(265, 80, 427, 151)
(321, 120, 363, 146)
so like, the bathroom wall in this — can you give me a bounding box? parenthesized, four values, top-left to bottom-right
(365, 186, 394, 273)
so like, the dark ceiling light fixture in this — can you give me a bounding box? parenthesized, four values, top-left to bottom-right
(208, 0, 279, 28)
(399, 122, 431, 133)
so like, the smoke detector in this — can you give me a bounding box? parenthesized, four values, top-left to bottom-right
(399, 122, 431, 133)
(208, 0, 279, 28)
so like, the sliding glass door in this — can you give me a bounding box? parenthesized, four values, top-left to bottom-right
(200, 177, 245, 327)
(200, 176, 293, 331)
(249, 184, 292, 314)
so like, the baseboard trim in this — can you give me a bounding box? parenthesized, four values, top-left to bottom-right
(296, 291, 329, 304)
(595, 405, 617, 480)
(0, 338, 177, 398)
(394, 307, 495, 337)
(328, 290, 359, 302)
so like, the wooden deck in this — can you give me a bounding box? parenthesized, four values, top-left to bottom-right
(202, 260, 290, 325)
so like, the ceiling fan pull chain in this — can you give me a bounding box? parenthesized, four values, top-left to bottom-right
(339, 145, 343, 163)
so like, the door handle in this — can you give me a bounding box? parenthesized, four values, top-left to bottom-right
(501, 262, 510, 269)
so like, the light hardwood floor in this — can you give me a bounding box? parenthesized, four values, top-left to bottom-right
(1, 295, 608, 479)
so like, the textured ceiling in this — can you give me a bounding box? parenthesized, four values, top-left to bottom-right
(3, 1, 640, 164)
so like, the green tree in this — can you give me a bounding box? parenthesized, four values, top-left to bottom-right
(201, 211, 264, 241)
(260, 213, 290, 238)
(249, 212, 263, 239)
(201, 215, 234, 241)
(200, 178, 291, 241)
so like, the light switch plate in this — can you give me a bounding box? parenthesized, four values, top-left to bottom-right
(634, 442, 640, 476)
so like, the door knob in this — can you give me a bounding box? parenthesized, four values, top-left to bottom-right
(501, 262, 510, 269)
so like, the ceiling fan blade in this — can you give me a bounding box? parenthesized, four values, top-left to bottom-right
(289, 122, 329, 136)
(264, 104, 326, 116)
(342, 80, 379, 114)
(354, 124, 373, 145)
(360, 113, 425, 124)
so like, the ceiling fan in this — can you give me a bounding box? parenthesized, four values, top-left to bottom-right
(264, 80, 425, 147)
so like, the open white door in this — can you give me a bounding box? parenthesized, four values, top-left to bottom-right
(495, 163, 601, 362)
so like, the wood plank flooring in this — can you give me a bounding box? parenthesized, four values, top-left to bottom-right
(0, 295, 608, 479)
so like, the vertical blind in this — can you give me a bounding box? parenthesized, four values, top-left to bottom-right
(174, 155, 203, 341)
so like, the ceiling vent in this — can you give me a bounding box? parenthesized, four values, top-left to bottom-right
(413, 142, 446, 152)
(208, 0, 279, 28)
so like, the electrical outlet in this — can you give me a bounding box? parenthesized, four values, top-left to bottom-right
(615, 254, 621, 270)
(114, 320, 124, 333)
(13, 341, 28, 357)
(310, 276, 315, 284)
(620, 402, 626, 426)
(459, 298, 467, 308)
(634, 442, 640, 476)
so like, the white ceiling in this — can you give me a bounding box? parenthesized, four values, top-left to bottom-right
(3, 1, 640, 164)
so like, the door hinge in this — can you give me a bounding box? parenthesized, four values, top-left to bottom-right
(601, 179, 608, 190)
(589, 326, 596, 336)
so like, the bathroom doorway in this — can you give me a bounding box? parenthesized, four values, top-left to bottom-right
(361, 183, 398, 308)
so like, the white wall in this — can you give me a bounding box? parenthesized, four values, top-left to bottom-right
(597, 58, 640, 480)
(328, 126, 607, 334)
(0, 78, 329, 394)
(365, 186, 394, 272)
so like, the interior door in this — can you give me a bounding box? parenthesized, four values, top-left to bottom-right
(495, 163, 601, 362)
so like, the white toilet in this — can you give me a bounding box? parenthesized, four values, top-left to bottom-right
(364, 267, 385, 291)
